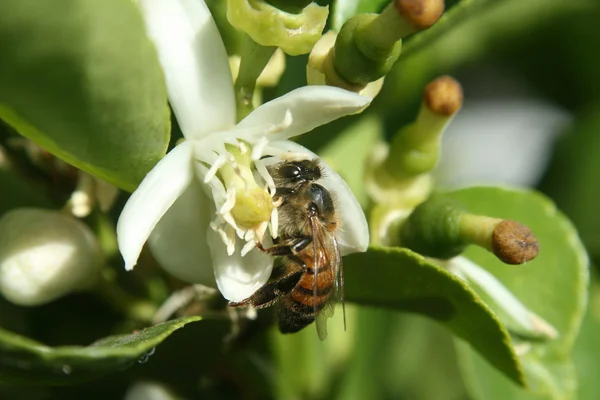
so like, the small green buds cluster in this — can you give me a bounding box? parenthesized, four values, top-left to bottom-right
(0, 208, 103, 306)
(309, 0, 444, 95)
(400, 196, 540, 265)
(227, 0, 328, 56)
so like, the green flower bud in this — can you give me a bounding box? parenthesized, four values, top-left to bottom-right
(383, 76, 463, 180)
(0, 209, 103, 306)
(333, 0, 444, 86)
(307, 31, 385, 98)
(227, 0, 328, 56)
(400, 195, 465, 259)
(365, 76, 462, 218)
(400, 195, 540, 264)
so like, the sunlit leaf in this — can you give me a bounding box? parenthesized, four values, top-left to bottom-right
(0, 317, 200, 385)
(0, 0, 170, 191)
(344, 246, 525, 386)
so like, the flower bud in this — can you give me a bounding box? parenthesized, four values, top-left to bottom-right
(307, 31, 385, 98)
(365, 76, 462, 214)
(227, 0, 328, 56)
(383, 76, 463, 180)
(400, 195, 540, 264)
(0, 209, 103, 306)
(332, 0, 444, 86)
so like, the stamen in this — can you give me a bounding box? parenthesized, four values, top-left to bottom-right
(241, 240, 256, 257)
(255, 220, 269, 240)
(211, 222, 236, 255)
(255, 159, 276, 196)
(266, 109, 293, 136)
(219, 188, 237, 215)
(238, 141, 249, 155)
(222, 211, 247, 239)
(251, 136, 268, 161)
(204, 153, 230, 184)
(270, 197, 283, 239)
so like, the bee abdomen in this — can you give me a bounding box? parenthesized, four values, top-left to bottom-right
(278, 298, 315, 333)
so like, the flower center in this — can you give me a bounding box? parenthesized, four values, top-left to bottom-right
(219, 144, 273, 231)
(203, 140, 278, 257)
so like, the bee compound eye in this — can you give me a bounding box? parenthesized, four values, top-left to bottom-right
(279, 164, 302, 179)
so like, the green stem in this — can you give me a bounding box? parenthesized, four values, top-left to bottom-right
(95, 269, 157, 323)
(234, 35, 276, 121)
(357, 2, 414, 59)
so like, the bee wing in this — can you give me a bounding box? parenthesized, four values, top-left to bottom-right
(332, 236, 346, 331)
(315, 301, 334, 341)
(309, 215, 338, 341)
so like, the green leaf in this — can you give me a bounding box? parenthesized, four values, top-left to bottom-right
(445, 187, 588, 399)
(573, 273, 600, 400)
(0, 316, 200, 385)
(0, 0, 170, 191)
(331, 0, 389, 31)
(344, 246, 525, 386)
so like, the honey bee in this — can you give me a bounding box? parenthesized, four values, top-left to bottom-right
(229, 159, 344, 340)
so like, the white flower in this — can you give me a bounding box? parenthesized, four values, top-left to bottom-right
(117, 0, 370, 302)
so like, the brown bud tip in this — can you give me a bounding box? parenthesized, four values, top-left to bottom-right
(492, 220, 539, 265)
(423, 75, 463, 116)
(395, 0, 445, 30)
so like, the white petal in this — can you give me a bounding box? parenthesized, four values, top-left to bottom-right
(117, 141, 195, 271)
(267, 141, 369, 255)
(138, 0, 236, 139)
(237, 86, 371, 140)
(207, 229, 273, 302)
(147, 180, 216, 285)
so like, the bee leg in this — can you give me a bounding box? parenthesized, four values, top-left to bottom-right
(257, 236, 312, 256)
(229, 270, 303, 309)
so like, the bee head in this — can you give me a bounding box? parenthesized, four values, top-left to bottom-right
(270, 159, 321, 188)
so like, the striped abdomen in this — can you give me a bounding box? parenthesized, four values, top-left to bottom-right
(278, 254, 334, 333)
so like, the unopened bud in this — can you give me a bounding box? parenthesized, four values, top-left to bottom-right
(400, 195, 540, 264)
(395, 0, 445, 31)
(423, 75, 463, 116)
(491, 220, 539, 265)
(0, 209, 103, 306)
(333, 0, 444, 86)
(307, 31, 385, 98)
(383, 76, 463, 180)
